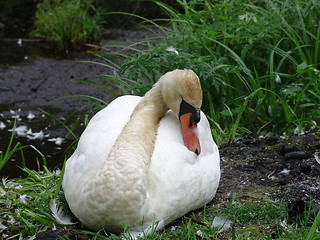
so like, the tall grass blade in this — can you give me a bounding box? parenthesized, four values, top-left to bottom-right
(306, 210, 320, 240)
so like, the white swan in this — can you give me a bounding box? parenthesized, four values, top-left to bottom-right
(62, 69, 220, 235)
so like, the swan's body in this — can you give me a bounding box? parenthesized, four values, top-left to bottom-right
(62, 70, 220, 234)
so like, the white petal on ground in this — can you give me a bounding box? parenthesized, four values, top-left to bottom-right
(10, 109, 22, 121)
(10, 125, 28, 137)
(5, 215, 16, 224)
(212, 216, 232, 233)
(27, 130, 47, 140)
(280, 168, 290, 175)
(9, 125, 49, 140)
(27, 112, 35, 120)
(294, 126, 305, 135)
(47, 137, 64, 146)
(2, 177, 17, 189)
(279, 220, 288, 229)
(0, 222, 7, 230)
(0, 121, 6, 130)
(50, 199, 77, 225)
(17, 38, 22, 46)
(196, 230, 203, 237)
(170, 225, 177, 231)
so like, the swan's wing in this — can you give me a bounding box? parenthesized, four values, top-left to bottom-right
(63, 96, 141, 205)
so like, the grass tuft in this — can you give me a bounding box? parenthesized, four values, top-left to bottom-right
(30, 0, 103, 51)
(92, 0, 320, 143)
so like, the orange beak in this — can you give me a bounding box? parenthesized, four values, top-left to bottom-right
(179, 112, 201, 155)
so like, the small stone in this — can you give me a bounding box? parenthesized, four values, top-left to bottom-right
(277, 175, 291, 185)
(300, 162, 312, 174)
(290, 168, 301, 177)
(284, 151, 309, 160)
(279, 145, 301, 155)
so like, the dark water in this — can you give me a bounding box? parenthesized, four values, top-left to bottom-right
(0, 105, 78, 178)
(0, 1, 58, 177)
(0, 34, 106, 178)
(0, 25, 162, 177)
(0, 0, 37, 38)
(0, 1, 162, 178)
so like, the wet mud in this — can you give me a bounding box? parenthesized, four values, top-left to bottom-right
(0, 28, 160, 177)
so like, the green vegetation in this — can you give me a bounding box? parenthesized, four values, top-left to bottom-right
(30, 0, 103, 50)
(1, 171, 319, 239)
(0, 122, 45, 171)
(0, 168, 63, 238)
(0, 124, 26, 171)
(97, 0, 320, 143)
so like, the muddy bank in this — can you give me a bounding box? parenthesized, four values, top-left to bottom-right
(0, 28, 161, 112)
(0, 28, 161, 177)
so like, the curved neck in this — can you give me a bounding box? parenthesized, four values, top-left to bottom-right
(89, 82, 169, 226)
(116, 85, 168, 165)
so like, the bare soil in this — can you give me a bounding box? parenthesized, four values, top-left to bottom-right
(217, 133, 320, 205)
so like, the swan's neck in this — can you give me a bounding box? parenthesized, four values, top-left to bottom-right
(83, 83, 169, 230)
(111, 84, 168, 165)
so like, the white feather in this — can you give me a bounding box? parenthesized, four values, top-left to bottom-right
(49, 199, 76, 225)
(212, 216, 232, 233)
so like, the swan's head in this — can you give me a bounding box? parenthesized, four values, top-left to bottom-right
(160, 69, 203, 155)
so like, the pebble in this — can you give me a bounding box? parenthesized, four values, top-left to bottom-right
(279, 145, 301, 155)
(300, 162, 312, 174)
(284, 151, 310, 160)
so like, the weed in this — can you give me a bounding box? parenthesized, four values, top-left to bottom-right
(30, 0, 103, 50)
(0, 121, 46, 171)
(94, 0, 320, 143)
(0, 167, 64, 237)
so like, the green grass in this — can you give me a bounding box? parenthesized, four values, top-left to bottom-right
(1, 172, 319, 239)
(0, 121, 46, 171)
(0, 123, 26, 171)
(30, 0, 103, 51)
(0, 168, 63, 238)
(91, 0, 320, 144)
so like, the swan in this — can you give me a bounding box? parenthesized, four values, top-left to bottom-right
(62, 69, 220, 235)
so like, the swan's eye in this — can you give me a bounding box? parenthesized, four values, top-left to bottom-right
(192, 110, 201, 124)
(179, 99, 200, 126)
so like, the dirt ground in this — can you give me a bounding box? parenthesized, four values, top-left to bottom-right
(0, 27, 319, 239)
(217, 132, 320, 205)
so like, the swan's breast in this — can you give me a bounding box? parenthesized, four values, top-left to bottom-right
(146, 111, 220, 222)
